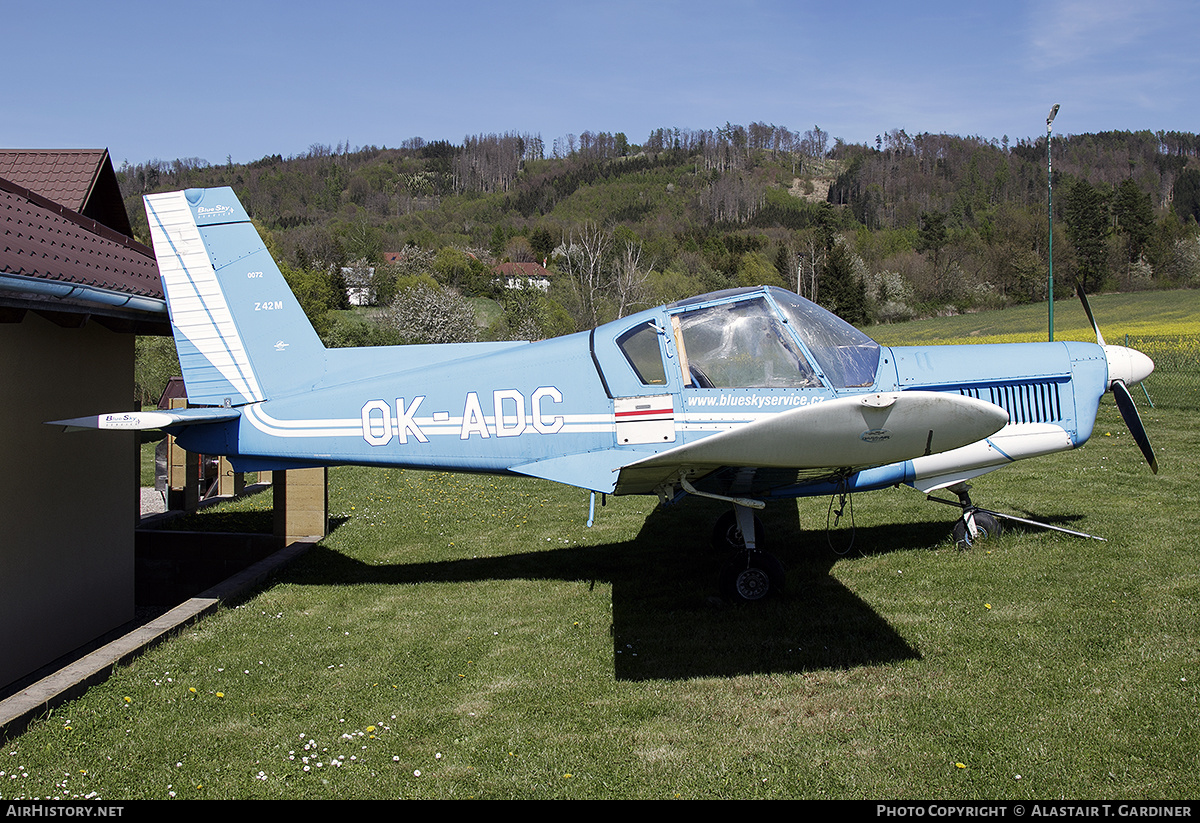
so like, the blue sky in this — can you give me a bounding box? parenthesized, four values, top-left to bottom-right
(4, 0, 1197, 167)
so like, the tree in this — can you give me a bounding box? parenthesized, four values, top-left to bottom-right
(279, 261, 340, 338)
(801, 125, 828, 160)
(612, 235, 653, 318)
(1113, 178, 1154, 263)
(433, 247, 492, 296)
(915, 210, 951, 299)
(737, 251, 788, 290)
(528, 228, 556, 263)
(818, 241, 868, 324)
(1063, 178, 1112, 293)
(488, 287, 573, 342)
(553, 223, 612, 329)
(773, 243, 793, 284)
(1173, 168, 1200, 225)
(915, 210, 948, 268)
(134, 336, 180, 407)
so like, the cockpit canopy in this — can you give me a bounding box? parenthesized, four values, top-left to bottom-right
(618, 287, 881, 390)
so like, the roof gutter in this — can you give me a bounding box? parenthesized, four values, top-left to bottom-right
(0, 272, 167, 315)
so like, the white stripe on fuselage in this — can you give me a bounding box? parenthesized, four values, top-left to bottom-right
(243, 403, 616, 440)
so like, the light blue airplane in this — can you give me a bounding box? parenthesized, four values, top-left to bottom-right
(55, 187, 1157, 602)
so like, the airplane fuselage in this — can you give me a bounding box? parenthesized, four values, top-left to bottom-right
(172, 291, 1118, 503)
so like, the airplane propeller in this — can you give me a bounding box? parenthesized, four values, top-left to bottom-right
(1077, 286, 1159, 474)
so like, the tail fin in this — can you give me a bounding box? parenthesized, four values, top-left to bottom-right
(144, 187, 326, 406)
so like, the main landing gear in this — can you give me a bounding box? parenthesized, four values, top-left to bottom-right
(677, 475, 787, 604)
(712, 504, 786, 604)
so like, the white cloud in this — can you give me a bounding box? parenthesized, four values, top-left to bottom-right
(1029, 0, 1168, 68)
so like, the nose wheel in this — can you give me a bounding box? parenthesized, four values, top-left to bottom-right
(940, 483, 1003, 549)
(952, 508, 1002, 548)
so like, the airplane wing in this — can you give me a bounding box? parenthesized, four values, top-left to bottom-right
(611, 391, 1009, 496)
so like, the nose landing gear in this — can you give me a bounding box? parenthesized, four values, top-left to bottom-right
(929, 482, 1106, 548)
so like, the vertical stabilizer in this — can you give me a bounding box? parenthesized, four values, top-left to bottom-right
(144, 188, 326, 405)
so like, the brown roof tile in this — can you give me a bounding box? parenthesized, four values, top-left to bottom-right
(494, 261, 553, 278)
(0, 150, 133, 236)
(0, 177, 161, 299)
(0, 150, 108, 212)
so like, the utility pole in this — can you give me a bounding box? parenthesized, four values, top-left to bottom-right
(1047, 104, 1059, 342)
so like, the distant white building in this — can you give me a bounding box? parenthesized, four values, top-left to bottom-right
(341, 261, 375, 306)
(493, 261, 553, 292)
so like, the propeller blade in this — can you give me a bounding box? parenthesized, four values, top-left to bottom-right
(1077, 285, 1105, 346)
(1078, 282, 1157, 473)
(1112, 380, 1158, 474)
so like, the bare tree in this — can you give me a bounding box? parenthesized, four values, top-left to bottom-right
(613, 239, 652, 318)
(554, 223, 611, 328)
(801, 125, 828, 160)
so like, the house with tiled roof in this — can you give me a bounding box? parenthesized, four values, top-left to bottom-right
(493, 260, 554, 292)
(0, 149, 169, 695)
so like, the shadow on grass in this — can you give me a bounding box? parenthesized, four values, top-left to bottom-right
(276, 497, 934, 681)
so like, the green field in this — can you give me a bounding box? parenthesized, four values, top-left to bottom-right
(4, 294, 1197, 800)
(866, 289, 1200, 345)
(866, 290, 1200, 412)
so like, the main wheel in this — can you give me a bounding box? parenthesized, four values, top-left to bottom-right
(720, 551, 786, 603)
(711, 509, 765, 552)
(952, 510, 1002, 548)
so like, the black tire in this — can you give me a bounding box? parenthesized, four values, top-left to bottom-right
(952, 511, 1002, 548)
(720, 550, 786, 603)
(711, 509, 765, 552)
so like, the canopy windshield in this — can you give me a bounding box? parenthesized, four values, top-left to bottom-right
(769, 289, 880, 388)
(666, 288, 880, 389)
(673, 297, 821, 388)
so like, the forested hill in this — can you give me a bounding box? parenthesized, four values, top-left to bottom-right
(116, 124, 1200, 344)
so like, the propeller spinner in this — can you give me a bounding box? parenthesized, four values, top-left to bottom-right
(1078, 287, 1159, 474)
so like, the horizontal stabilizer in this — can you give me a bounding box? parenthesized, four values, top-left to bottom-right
(48, 407, 241, 432)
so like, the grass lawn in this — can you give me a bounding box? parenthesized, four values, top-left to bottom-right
(4, 396, 1196, 800)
